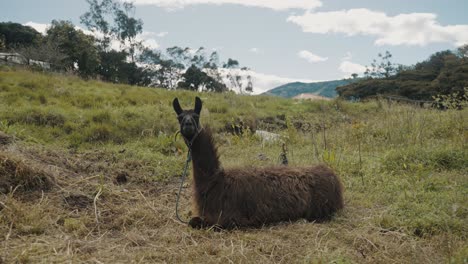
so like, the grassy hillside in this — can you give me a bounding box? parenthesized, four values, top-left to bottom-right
(337, 50, 468, 100)
(0, 67, 467, 263)
(263, 79, 354, 98)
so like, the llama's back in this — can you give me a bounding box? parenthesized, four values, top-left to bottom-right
(208, 164, 344, 227)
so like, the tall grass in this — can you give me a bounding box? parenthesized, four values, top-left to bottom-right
(0, 67, 466, 263)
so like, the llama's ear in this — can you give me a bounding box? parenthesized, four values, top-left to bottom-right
(173, 98, 183, 115)
(194, 97, 202, 115)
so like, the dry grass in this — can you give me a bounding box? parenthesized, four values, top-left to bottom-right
(0, 152, 52, 194)
(0, 68, 466, 263)
(0, 135, 466, 263)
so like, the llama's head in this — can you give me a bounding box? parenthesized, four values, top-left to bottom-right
(173, 97, 203, 143)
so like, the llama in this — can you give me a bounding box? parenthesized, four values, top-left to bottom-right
(173, 97, 344, 229)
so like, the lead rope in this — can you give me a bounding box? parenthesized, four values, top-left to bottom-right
(175, 148, 192, 224)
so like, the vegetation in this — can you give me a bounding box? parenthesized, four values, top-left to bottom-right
(338, 48, 468, 101)
(0, 67, 466, 263)
(0, 22, 41, 49)
(0, 0, 252, 92)
(264, 79, 355, 98)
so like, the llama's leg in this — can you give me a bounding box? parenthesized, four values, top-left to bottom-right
(189, 216, 228, 230)
(304, 200, 333, 222)
(188, 216, 205, 229)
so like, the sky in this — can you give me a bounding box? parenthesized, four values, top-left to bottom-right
(1, 0, 468, 94)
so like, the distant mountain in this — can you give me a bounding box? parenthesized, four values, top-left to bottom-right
(262, 79, 354, 98)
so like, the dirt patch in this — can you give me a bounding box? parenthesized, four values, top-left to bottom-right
(0, 152, 52, 194)
(0, 131, 13, 146)
(63, 194, 93, 210)
(114, 171, 129, 185)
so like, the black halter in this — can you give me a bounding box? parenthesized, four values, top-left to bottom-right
(178, 113, 203, 148)
(175, 113, 202, 224)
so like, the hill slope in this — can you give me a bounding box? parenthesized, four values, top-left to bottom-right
(0, 67, 466, 263)
(337, 50, 468, 100)
(263, 79, 354, 98)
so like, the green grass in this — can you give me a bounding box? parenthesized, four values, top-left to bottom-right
(0, 66, 467, 263)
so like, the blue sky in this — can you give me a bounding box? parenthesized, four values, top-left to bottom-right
(2, 0, 468, 93)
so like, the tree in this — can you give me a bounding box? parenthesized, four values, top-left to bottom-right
(457, 44, 468, 58)
(138, 48, 183, 89)
(0, 35, 6, 51)
(364, 51, 397, 78)
(45, 20, 99, 77)
(80, 0, 116, 50)
(139, 44, 253, 93)
(15, 41, 68, 70)
(0, 22, 42, 49)
(112, 2, 143, 62)
(204, 51, 224, 85)
(81, 0, 143, 60)
(166, 46, 192, 68)
(337, 49, 468, 101)
(178, 64, 227, 92)
(223, 59, 253, 94)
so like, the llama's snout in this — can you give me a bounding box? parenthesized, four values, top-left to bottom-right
(181, 116, 198, 137)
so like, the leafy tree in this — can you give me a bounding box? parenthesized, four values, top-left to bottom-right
(112, 2, 143, 62)
(457, 44, 468, 58)
(138, 48, 182, 89)
(80, 0, 116, 50)
(157, 59, 184, 89)
(15, 41, 67, 70)
(45, 20, 99, 77)
(166, 46, 192, 68)
(158, 46, 253, 92)
(0, 35, 6, 51)
(97, 49, 149, 85)
(223, 58, 253, 94)
(338, 48, 468, 101)
(178, 64, 227, 92)
(190, 47, 208, 68)
(97, 50, 127, 82)
(204, 51, 224, 84)
(81, 0, 143, 60)
(364, 51, 397, 78)
(0, 22, 42, 49)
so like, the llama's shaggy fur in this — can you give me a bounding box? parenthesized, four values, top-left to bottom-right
(173, 97, 344, 229)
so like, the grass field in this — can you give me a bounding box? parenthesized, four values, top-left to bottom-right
(0, 67, 467, 263)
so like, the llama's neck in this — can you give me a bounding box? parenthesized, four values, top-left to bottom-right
(189, 128, 222, 185)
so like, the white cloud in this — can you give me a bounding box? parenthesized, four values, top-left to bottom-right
(24, 21, 49, 34)
(218, 68, 319, 94)
(156, 31, 168, 37)
(141, 38, 160, 49)
(339, 61, 366, 77)
(249, 47, 261, 53)
(342, 51, 353, 61)
(131, 0, 322, 11)
(298, 50, 328, 63)
(287, 8, 468, 46)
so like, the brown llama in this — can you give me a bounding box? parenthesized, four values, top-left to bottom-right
(173, 97, 344, 229)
